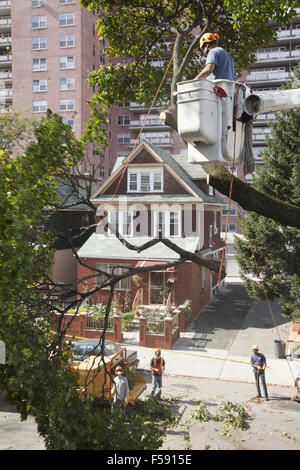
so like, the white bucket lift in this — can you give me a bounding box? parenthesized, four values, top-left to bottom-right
(177, 79, 252, 168)
(177, 78, 300, 169)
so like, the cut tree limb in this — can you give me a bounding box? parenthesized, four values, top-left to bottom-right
(207, 166, 300, 229)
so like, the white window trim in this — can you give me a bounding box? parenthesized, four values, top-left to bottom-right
(153, 210, 181, 238)
(32, 16, 47, 29)
(108, 211, 134, 237)
(32, 58, 47, 72)
(95, 263, 131, 290)
(59, 98, 75, 111)
(32, 0, 46, 7)
(59, 34, 75, 48)
(59, 12, 75, 27)
(127, 168, 163, 193)
(33, 100, 47, 113)
(59, 56, 75, 69)
(32, 37, 47, 50)
(60, 77, 75, 90)
(32, 79, 47, 92)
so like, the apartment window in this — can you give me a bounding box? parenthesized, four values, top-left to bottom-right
(127, 168, 163, 192)
(154, 211, 181, 237)
(59, 98, 75, 111)
(117, 115, 130, 126)
(209, 224, 213, 248)
(32, 37, 47, 50)
(222, 204, 237, 216)
(108, 211, 133, 237)
(117, 151, 129, 159)
(33, 100, 47, 113)
(32, 79, 47, 92)
(62, 118, 74, 131)
(222, 223, 236, 233)
(32, 58, 47, 71)
(117, 102, 130, 108)
(99, 166, 105, 178)
(59, 0, 74, 4)
(201, 266, 205, 293)
(59, 12, 75, 27)
(59, 34, 74, 48)
(95, 263, 131, 290)
(32, 0, 46, 6)
(117, 133, 130, 144)
(59, 55, 74, 69)
(32, 16, 47, 29)
(60, 77, 75, 90)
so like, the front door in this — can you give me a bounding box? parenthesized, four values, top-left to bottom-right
(149, 271, 164, 304)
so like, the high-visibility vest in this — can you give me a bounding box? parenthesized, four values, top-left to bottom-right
(152, 357, 164, 375)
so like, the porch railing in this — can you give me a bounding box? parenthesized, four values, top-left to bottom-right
(132, 288, 143, 312)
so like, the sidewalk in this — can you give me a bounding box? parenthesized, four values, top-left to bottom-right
(124, 281, 300, 388)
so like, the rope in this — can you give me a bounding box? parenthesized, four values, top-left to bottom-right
(217, 86, 239, 287)
(110, 55, 174, 204)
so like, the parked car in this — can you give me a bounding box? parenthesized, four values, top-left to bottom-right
(71, 339, 139, 368)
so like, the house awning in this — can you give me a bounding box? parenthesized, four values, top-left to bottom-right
(135, 260, 176, 273)
(287, 323, 300, 343)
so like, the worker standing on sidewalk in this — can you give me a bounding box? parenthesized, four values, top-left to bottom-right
(195, 32, 236, 81)
(150, 349, 165, 399)
(113, 365, 129, 405)
(250, 345, 269, 401)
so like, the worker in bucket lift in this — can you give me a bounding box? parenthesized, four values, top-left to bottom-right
(195, 32, 236, 81)
(250, 345, 269, 401)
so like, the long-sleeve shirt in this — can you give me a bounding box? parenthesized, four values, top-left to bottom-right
(250, 352, 267, 369)
(113, 376, 129, 402)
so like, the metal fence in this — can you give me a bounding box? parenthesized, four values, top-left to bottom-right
(146, 319, 165, 335)
(86, 315, 113, 331)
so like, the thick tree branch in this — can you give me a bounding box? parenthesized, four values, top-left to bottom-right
(207, 167, 300, 229)
(113, 226, 221, 273)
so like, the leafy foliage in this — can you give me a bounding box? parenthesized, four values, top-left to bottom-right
(81, 0, 297, 109)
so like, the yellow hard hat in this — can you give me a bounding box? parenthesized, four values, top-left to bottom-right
(199, 32, 219, 50)
(252, 345, 259, 351)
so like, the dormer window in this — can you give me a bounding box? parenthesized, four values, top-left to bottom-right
(127, 168, 163, 192)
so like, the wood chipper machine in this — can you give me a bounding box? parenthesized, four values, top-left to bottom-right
(70, 346, 146, 406)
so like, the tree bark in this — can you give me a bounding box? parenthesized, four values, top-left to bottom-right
(207, 166, 300, 229)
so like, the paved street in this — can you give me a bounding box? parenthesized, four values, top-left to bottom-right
(1, 280, 300, 450)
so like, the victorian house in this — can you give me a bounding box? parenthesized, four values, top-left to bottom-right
(77, 140, 225, 317)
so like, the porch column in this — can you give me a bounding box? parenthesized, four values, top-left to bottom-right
(113, 314, 123, 343)
(139, 315, 147, 347)
(164, 317, 173, 350)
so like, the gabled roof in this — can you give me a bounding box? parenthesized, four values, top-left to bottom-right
(92, 140, 223, 205)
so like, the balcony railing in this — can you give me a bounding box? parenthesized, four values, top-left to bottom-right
(0, 87, 12, 96)
(246, 71, 291, 82)
(0, 1, 11, 9)
(130, 136, 174, 147)
(0, 35, 11, 44)
(130, 118, 164, 128)
(0, 18, 11, 27)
